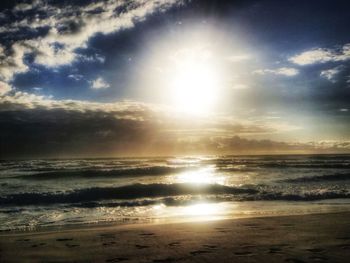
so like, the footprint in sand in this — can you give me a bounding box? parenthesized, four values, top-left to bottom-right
(190, 250, 211, 255)
(336, 236, 350, 241)
(168, 241, 181, 247)
(65, 243, 80, 248)
(309, 255, 328, 261)
(268, 247, 283, 254)
(100, 234, 116, 239)
(215, 227, 230, 233)
(242, 223, 259, 228)
(281, 224, 294, 227)
(139, 233, 155, 237)
(152, 258, 177, 263)
(239, 244, 256, 250)
(102, 241, 116, 246)
(234, 251, 254, 256)
(56, 238, 73, 242)
(337, 244, 350, 249)
(261, 227, 274, 231)
(285, 258, 306, 263)
(31, 243, 46, 248)
(203, 245, 218, 249)
(135, 244, 149, 249)
(306, 248, 325, 253)
(16, 238, 30, 242)
(105, 257, 128, 262)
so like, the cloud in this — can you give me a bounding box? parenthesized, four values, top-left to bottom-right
(91, 77, 110, 89)
(0, 91, 158, 117)
(320, 66, 344, 82)
(253, 67, 299, 77)
(0, 92, 347, 157)
(289, 43, 350, 65)
(0, 0, 183, 82)
(68, 74, 84, 81)
(0, 105, 347, 157)
(13, 0, 41, 12)
(0, 42, 30, 82)
(0, 81, 11, 96)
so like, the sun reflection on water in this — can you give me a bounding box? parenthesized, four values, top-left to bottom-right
(172, 166, 225, 185)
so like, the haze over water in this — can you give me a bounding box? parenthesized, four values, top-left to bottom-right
(1, 154, 349, 231)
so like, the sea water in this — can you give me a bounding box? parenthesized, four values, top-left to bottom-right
(0, 155, 349, 231)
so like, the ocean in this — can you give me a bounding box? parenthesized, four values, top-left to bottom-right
(1, 155, 349, 231)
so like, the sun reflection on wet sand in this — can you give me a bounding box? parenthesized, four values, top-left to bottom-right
(150, 202, 231, 222)
(181, 203, 222, 217)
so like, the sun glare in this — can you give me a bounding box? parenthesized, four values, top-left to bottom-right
(169, 48, 220, 114)
(137, 25, 240, 115)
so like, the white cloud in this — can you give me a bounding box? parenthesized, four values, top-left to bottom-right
(0, 81, 11, 96)
(0, 0, 183, 82)
(253, 67, 299, 77)
(320, 66, 344, 82)
(0, 42, 30, 81)
(13, 0, 40, 12)
(68, 74, 84, 81)
(289, 43, 350, 65)
(91, 77, 110, 89)
(339, 108, 348, 112)
(0, 91, 157, 118)
(276, 67, 299, 76)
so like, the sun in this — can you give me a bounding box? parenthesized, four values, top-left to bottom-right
(168, 47, 221, 114)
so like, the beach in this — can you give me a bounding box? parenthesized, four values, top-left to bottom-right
(1, 211, 349, 263)
(1, 0, 350, 261)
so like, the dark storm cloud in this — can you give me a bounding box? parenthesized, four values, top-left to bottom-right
(0, 95, 162, 157)
(0, 96, 348, 158)
(0, 109, 154, 157)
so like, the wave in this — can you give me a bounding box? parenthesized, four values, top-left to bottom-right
(248, 191, 350, 201)
(257, 163, 350, 169)
(283, 173, 350, 183)
(1, 182, 349, 206)
(0, 183, 258, 206)
(17, 166, 198, 180)
(212, 161, 350, 170)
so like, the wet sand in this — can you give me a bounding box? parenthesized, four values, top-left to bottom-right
(0, 212, 349, 262)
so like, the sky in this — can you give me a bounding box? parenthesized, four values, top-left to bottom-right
(0, 0, 350, 158)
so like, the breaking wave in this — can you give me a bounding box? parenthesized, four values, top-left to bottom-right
(1, 183, 349, 206)
(16, 166, 198, 179)
(0, 183, 258, 206)
(283, 173, 350, 183)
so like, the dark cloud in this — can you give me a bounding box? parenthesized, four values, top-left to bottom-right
(0, 99, 348, 158)
(0, 106, 156, 158)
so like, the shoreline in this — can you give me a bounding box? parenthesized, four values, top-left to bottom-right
(1, 199, 350, 234)
(1, 211, 349, 262)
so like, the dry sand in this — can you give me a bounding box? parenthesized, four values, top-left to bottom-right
(0, 212, 349, 262)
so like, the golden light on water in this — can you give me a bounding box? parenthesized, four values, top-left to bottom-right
(172, 166, 226, 185)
